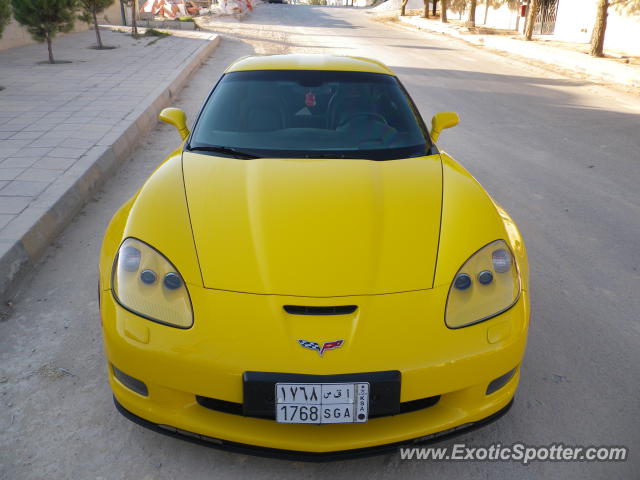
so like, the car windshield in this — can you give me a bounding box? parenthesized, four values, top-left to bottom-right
(188, 70, 431, 160)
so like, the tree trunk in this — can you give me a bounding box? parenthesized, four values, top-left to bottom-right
(524, 0, 540, 41)
(423, 0, 429, 18)
(432, 0, 437, 16)
(131, 0, 138, 37)
(46, 33, 54, 64)
(400, 0, 408, 16)
(590, 0, 608, 57)
(466, 0, 476, 27)
(92, 8, 103, 49)
(440, 0, 447, 22)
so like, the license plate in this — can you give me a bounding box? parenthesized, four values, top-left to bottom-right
(275, 382, 369, 424)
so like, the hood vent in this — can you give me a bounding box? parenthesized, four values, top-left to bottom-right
(283, 305, 357, 316)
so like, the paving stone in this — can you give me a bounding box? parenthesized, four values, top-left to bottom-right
(33, 157, 76, 170)
(0, 168, 25, 181)
(0, 157, 41, 168)
(1, 139, 31, 149)
(0, 148, 21, 159)
(0, 125, 21, 133)
(28, 137, 66, 148)
(16, 168, 63, 182)
(0, 195, 31, 214)
(0, 214, 12, 230)
(11, 147, 52, 158)
(9, 131, 43, 141)
(47, 147, 88, 159)
(62, 138, 97, 149)
(0, 180, 49, 196)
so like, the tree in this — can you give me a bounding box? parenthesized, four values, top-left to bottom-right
(590, 1, 640, 57)
(432, 0, 437, 16)
(422, 0, 429, 17)
(78, 0, 114, 49)
(590, 0, 609, 56)
(11, 0, 77, 63)
(130, 0, 136, 36)
(131, 0, 138, 37)
(120, 0, 137, 36)
(0, 0, 10, 38)
(400, 0, 409, 17)
(523, 0, 540, 40)
(440, 0, 447, 22)
(400, 0, 408, 16)
(466, 0, 477, 26)
(589, 0, 640, 57)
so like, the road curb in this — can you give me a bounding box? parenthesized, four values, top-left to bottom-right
(0, 34, 220, 302)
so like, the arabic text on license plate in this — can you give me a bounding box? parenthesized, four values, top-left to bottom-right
(275, 382, 369, 424)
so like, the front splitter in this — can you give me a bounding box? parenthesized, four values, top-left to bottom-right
(113, 395, 514, 462)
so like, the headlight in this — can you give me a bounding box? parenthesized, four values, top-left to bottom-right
(112, 238, 193, 328)
(445, 240, 520, 329)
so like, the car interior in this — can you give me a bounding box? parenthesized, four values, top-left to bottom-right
(191, 74, 428, 154)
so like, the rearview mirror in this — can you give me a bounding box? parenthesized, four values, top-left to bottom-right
(159, 107, 190, 140)
(430, 112, 459, 143)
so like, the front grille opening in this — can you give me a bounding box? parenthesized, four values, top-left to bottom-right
(196, 396, 244, 415)
(486, 367, 517, 395)
(283, 305, 358, 315)
(398, 395, 440, 414)
(112, 364, 148, 397)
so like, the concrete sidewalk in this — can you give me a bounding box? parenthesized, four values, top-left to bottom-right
(396, 15, 640, 90)
(0, 28, 219, 300)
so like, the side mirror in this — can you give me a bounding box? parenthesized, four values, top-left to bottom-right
(430, 112, 459, 143)
(159, 107, 190, 140)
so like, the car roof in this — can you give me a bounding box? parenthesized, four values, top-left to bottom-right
(224, 54, 396, 76)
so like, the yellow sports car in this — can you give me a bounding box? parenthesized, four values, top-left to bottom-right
(99, 54, 529, 459)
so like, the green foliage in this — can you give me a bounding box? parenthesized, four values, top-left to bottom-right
(10, 0, 77, 43)
(144, 27, 170, 37)
(0, 0, 11, 39)
(177, 15, 193, 21)
(78, 0, 114, 24)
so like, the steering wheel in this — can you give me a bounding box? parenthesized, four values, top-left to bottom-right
(337, 112, 388, 129)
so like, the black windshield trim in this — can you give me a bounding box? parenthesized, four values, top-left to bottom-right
(186, 143, 432, 161)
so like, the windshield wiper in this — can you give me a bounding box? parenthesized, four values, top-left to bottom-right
(187, 145, 260, 159)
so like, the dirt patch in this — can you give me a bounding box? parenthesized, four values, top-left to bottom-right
(37, 363, 76, 380)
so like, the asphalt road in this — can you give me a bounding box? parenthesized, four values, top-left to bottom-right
(1, 5, 639, 479)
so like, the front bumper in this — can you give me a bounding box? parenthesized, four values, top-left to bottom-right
(102, 284, 529, 455)
(114, 395, 515, 461)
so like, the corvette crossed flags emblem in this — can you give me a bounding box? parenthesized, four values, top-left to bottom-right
(297, 339, 344, 357)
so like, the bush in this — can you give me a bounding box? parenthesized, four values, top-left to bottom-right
(145, 28, 171, 37)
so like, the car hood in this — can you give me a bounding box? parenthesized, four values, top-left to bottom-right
(182, 152, 443, 296)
